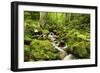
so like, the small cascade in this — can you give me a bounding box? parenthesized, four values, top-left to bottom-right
(48, 32, 75, 60)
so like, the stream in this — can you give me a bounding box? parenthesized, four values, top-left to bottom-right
(48, 32, 76, 60)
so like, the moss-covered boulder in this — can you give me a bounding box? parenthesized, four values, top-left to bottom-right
(66, 29, 90, 59)
(67, 41, 90, 59)
(30, 39, 60, 61)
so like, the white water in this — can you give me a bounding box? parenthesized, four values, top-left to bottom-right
(63, 54, 76, 60)
(51, 42, 65, 53)
(48, 33, 75, 60)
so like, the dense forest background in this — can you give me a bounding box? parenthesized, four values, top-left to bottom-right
(24, 11, 90, 62)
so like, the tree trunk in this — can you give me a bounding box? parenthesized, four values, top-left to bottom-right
(39, 12, 48, 28)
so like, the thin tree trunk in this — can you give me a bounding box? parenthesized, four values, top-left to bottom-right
(39, 12, 48, 28)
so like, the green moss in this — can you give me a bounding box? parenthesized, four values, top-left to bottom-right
(69, 41, 90, 59)
(65, 29, 90, 59)
(24, 45, 31, 62)
(30, 39, 60, 61)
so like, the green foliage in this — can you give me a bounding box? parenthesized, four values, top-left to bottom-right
(24, 23, 34, 38)
(72, 41, 90, 58)
(24, 35, 32, 41)
(24, 45, 31, 61)
(66, 29, 90, 58)
(24, 11, 90, 61)
(30, 39, 60, 61)
(42, 29, 49, 34)
(24, 11, 40, 21)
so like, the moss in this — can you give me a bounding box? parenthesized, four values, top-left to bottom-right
(24, 45, 31, 62)
(30, 39, 60, 61)
(24, 35, 32, 45)
(69, 41, 90, 59)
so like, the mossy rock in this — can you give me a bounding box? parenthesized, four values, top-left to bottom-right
(72, 41, 90, 59)
(30, 39, 60, 61)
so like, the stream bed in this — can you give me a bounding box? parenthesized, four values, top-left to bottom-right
(48, 32, 76, 60)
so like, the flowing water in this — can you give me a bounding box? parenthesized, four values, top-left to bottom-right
(48, 32, 76, 60)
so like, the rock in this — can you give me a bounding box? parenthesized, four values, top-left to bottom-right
(34, 29, 38, 32)
(63, 54, 75, 60)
